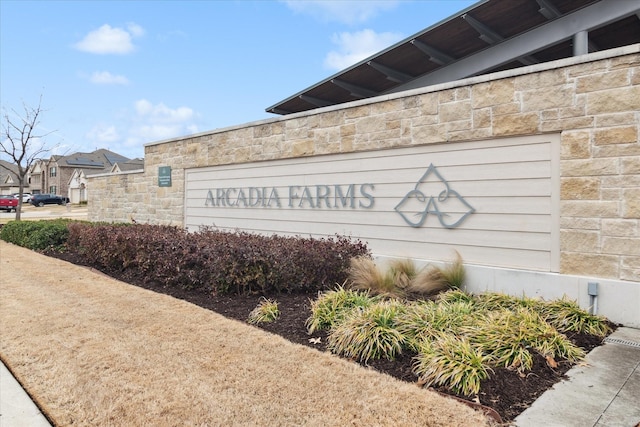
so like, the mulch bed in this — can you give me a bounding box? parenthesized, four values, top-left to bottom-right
(47, 251, 610, 423)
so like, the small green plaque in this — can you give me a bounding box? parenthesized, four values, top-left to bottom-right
(158, 166, 172, 187)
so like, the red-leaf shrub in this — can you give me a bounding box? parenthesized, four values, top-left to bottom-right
(65, 223, 370, 295)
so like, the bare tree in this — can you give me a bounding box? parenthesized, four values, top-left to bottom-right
(0, 95, 56, 220)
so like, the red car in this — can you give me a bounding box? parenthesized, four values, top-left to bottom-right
(0, 195, 19, 212)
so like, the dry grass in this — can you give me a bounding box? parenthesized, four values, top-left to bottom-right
(0, 241, 494, 426)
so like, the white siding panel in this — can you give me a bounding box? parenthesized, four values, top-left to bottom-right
(185, 135, 560, 272)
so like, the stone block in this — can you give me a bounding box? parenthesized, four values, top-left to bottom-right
(603, 236, 640, 256)
(445, 119, 472, 132)
(600, 188, 622, 201)
(403, 96, 420, 109)
(412, 114, 438, 126)
(560, 217, 600, 230)
(344, 105, 370, 120)
(561, 158, 618, 177)
(262, 138, 282, 154)
(561, 252, 618, 278)
(449, 128, 493, 142)
(413, 124, 447, 144)
(340, 135, 354, 152)
(576, 69, 630, 93)
(371, 100, 402, 115)
(561, 130, 591, 159)
(493, 113, 538, 136)
(291, 140, 315, 157)
(541, 110, 559, 121)
(561, 200, 620, 218)
(622, 157, 640, 175)
(439, 100, 472, 123)
(602, 219, 638, 237)
(586, 86, 640, 115)
(492, 103, 520, 116)
(567, 60, 608, 78)
(623, 188, 640, 219)
(609, 54, 640, 70)
(285, 125, 312, 140)
(594, 144, 640, 158)
(522, 85, 574, 112)
(559, 106, 586, 119)
(595, 112, 638, 127)
(594, 126, 638, 145)
(472, 79, 515, 108)
(438, 88, 456, 103)
(561, 177, 600, 200)
(318, 110, 345, 127)
(561, 230, 600, 252)
(356, 116, 388, 134)
(602, 175, 640, 189)
(418, 93, 439, 115)
(515, 68, 566, 90)
(621, 256, 640, 282)
(473, 108, 491, 128)
(540, 116, 594, 133)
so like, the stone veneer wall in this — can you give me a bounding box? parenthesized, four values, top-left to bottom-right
(88, 46, 640, 283)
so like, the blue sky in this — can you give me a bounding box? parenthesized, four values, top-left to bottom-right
(1, 0, 475, 160)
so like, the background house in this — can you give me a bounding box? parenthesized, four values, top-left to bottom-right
(0, 160, 27, 195)
(31, 149, 129, 201)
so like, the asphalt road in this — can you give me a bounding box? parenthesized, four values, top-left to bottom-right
(0, 203, 88, 224)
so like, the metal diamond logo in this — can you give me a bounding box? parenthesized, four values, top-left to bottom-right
(394, 163, 475, 228)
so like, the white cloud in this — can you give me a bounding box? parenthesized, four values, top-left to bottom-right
(74, 23, 144, 54)
(126, 99, 199, 145)
(83, 100, 199, 159)
(86, 124, 120, 143)
(89, 71, 129, 85)
(324, 29, 403, 70)
(134, 99, 195, 123)
(283, 0, 399, 25)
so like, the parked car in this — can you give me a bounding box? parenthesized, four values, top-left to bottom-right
(29, 194, 70, 207)
(12, 192, 32, 203)
(0, 194, 19, 212)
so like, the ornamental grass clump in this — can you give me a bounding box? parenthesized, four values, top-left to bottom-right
(347, 257, 401, 297)
(465, 307, 584, 372)
(474, 292, 544, 312)
(247, 298, 280, 325)
(435, 251, 467, 290)
(306, 285, 379, 334)
(539, 297, 612, 338)
(347, 255, 465, 298)
(396, 299, 477, 352)
(327, 300, 407, 363)
(413, 333, 491, 397)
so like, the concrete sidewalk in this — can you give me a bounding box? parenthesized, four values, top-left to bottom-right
(0, 361, 51, 427)
(516, 327, 640, 427)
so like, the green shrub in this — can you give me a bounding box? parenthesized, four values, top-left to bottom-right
(65, 223, 370, 295)
(0, 219, 71, 251)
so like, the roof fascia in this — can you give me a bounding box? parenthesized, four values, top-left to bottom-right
(388, 0, 640, 92)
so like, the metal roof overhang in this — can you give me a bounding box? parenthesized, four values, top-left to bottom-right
(266, 0, 640, 115)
